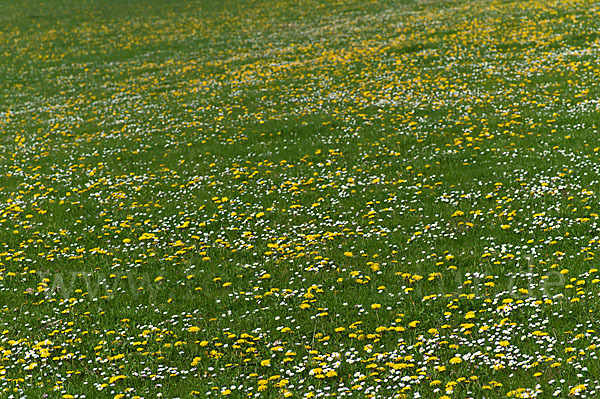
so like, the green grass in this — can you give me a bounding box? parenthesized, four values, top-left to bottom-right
(1, 0, 600, 397)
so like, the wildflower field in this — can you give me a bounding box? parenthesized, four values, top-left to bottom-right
(2, 0, 600, 397)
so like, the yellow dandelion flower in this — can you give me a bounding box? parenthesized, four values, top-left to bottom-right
(449, 356, 462, 364)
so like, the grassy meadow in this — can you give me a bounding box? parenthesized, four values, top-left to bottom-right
(1, 0, 600, 397)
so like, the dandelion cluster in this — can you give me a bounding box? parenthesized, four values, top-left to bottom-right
(1, 0, 600, 397)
